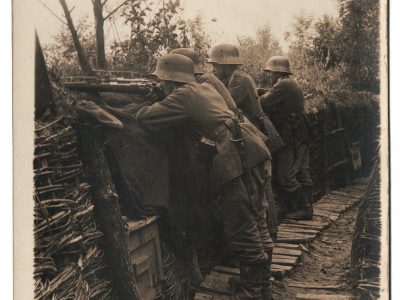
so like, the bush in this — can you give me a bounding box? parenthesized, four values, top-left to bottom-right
(237, 26, 282, 83)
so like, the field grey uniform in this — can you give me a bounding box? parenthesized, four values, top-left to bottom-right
(260, 76, 313, 213)
(222, 69, 279, 240)
(136, 82, 273, 298)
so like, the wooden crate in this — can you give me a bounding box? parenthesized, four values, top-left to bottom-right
(126, 216, 163, 299)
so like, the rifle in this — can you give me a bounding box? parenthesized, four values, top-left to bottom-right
(62, 76, 166, 103)
(63, 77, 156, 95)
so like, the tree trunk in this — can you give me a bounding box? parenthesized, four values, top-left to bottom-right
(77, 126, 141, 300)
(93, 0, 107, 69)
(59, 0, 94, 76)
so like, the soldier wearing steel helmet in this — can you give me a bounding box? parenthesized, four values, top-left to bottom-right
(170, 48, 278, 298)
(207, 44, 262, 121)
(207, 44, 284, 153)
(170, 47, 239, 113)
(170, 48, 271, 155)
(206, 44, 281, 234)
(135, 53, 273, 299)
(168, 47, 242, 285)
(260, 56, 314, 221)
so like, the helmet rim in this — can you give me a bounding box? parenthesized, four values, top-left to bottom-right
(152, 54, 196, 84)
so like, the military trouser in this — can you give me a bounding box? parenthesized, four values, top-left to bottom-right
(216, 160, 274, 298)
(276, 143, 313, 192)
(265, 176, 278, 243)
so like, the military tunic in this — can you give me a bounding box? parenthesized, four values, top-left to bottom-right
(225, 70, 264, 122)
(197, 72, 238, 113)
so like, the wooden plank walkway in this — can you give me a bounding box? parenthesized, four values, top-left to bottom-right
(295, 294, 359, 300)
(194, 180, 367, 299)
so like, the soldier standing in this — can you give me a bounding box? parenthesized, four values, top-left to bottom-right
(259, 56, 313, 220)
(135, 53, 273, 299)
(170, 48, 276, 298)
(206, 44, 281, 241)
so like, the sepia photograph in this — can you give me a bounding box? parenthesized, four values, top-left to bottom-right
(13, 0, 388, 299)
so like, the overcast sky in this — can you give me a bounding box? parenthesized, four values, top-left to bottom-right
(35, 0, 339, 52)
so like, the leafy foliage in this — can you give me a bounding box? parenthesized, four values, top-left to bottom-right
(109, 0, 209, 73)
(44, 0, 210, 76)
(285, 16, 351, 111)
(286, 16, 315, 71)
(43, 19, 96, 76)
(286, 0, 380, 96)
(237, 26, 282, 83)
(183, 14, 211, 66)
(311, 16, 342, 69)
(338, 0, 380, 92)
(43, 0, 379, 94)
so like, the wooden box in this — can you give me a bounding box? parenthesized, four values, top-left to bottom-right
(126, 216, 163, 299)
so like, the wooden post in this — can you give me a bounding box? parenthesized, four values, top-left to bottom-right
(77, 126, 141, 300)
(336, 109, 351, 185)
(322, 110, 330, 194)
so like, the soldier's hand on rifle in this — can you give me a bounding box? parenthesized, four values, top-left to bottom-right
(146, 85, 166, 103)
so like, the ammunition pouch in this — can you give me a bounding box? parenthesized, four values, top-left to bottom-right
(230, 136, 246, 152)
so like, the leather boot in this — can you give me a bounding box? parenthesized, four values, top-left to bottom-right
(283, 190, 297, 213)
(286, 187, 313, 220)
(261, 249, 272, 300)
(229, 263, 263, 299)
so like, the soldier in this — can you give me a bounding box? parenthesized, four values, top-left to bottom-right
(170, 47, 239, 113)
(170, 48, 276, 297)
(259, 56, 313, 220)
(135, 53, 273, 299)
(206, 44, 281, 242)
(206, 44, 261, 123)
(206, 44, 284, 151)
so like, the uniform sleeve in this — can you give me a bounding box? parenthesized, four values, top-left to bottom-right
(198, 73, 238, 113)
(227, 73, 249, 107)
(259, 81, 286, 112)
(135, 88, 188, 131)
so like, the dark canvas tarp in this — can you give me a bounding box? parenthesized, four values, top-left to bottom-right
(106, 118, 170, 217)
(77, 91, 217, 243)
(96, 93, 171, 217)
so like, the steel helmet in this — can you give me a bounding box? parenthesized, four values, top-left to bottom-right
(264, 56, 292, 74)
(207, 44, 243, 65)
(170, 48, 204, 74)
(152, 53, 196, 83)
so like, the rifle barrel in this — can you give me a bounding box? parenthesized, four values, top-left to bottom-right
(63, 82, 153, 95)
